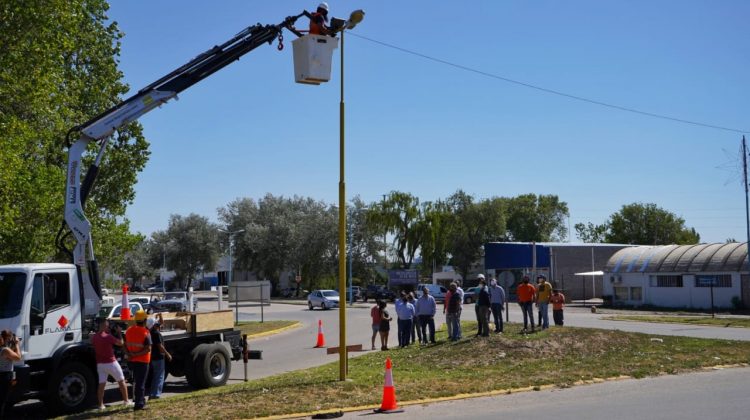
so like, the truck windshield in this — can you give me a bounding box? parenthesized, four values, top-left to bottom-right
(0, 272, 26, 318)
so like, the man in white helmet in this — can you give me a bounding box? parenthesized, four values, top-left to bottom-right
(309, 2, 333, 36)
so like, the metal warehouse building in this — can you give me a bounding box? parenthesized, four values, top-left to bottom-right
(484, 242, 631, 301)
(603, 243, 750, 309)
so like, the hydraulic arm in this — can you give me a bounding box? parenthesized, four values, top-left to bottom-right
(57, 11, 310, 308)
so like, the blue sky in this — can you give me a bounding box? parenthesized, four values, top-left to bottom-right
(107, 1, 749, 243)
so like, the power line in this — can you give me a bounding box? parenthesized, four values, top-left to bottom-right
(350, 33, 749, 135)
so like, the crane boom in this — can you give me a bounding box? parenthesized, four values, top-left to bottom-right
(58, 11, 310, 313)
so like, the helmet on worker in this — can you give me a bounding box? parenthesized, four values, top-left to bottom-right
(317, 2, 329, 14)
(134, 309, 148, 323)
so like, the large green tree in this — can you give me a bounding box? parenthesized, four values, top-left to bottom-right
(218, 194, 342, 293)
(367, 191, 422, 269)
(575, 203, 700, 245)
(152, 214, 219, 290)
(505, 194, 569, 242)
(445, 191, 507, 281)
(418, 199, 452, 276)
(0, 0, 149, 268)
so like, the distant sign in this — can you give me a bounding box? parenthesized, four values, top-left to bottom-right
(388, 269, 419, 287)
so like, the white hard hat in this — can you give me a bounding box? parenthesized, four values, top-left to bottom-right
(318, 2, 329, 12)
(477, 273, 485, 280)
(146, 317, 155, 329)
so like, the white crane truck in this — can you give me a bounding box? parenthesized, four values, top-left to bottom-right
(0, 10, 321, 414)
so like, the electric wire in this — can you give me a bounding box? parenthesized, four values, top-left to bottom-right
(350, 33, 748, 135)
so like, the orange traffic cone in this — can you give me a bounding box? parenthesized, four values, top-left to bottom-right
(374, 358, 402, 413)
(120, 284, 131, 320)
(314, 319, 325, 348)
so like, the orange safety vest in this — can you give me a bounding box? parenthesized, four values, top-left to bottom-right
(125, 325, 151, 364)
(309, 12, 327, 35)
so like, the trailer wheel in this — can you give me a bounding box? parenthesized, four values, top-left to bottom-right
(185, 344, 210, 389)
(167, 358, 185, 377)
(46, 361, 95, 414)
(197, 344, 232, 387)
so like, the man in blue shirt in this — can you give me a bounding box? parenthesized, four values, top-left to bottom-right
(488, 278, 506, 333)
(395, 293, 415, 348)
(415, 286, 437, 344)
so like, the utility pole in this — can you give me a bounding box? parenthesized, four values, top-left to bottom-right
(743, 136, 750, 273)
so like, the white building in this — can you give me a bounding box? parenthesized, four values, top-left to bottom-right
(603, 243, 750, 309)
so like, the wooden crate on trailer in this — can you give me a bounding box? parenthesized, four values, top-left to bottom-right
(188, 310, 234, 333)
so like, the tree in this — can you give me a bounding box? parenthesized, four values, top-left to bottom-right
(418, 199, 452, 277)
(575, 222, 608, 243)
(367, 191, 422, 269)
(348, 197, 383, 284)
(121, 239, 155, 285)
(218, 194, 340, 293)
(505, 194, 569, 242)
(0, 1, 149, 264)
(155, 214, 219, 290)
(577, 203, 700, 245)
(445, 191, 507, 281)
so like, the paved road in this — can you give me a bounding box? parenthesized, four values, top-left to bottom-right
(337, 367, 750, 420)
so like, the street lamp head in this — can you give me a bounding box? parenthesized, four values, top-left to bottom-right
(346, 9, 365, 29)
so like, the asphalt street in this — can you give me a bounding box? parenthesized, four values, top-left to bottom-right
(336, 367, 750, 420)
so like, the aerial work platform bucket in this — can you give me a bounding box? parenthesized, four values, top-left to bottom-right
(292, 34, 338, 85)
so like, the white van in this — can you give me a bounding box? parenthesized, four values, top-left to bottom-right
(416, 283, 448, 302)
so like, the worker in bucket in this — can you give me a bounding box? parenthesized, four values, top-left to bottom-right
(309, 2, 333, 36)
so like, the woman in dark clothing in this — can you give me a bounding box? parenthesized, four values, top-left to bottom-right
(378, 301, 391, 351)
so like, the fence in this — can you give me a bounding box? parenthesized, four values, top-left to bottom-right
(215, 281, 271, 324)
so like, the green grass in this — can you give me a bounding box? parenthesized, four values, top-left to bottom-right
(234, 320, 298, 336)
(70, 322, 750, 419)
(604, 315, 750, 328)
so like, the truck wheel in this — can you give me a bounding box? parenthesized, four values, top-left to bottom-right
(46, 361, 95, 414)
(197, 344, 232, 387)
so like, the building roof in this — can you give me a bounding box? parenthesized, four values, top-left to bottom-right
(605, 243, 749, 273)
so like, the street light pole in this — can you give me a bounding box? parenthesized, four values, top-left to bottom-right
(337, 24, 348, 383)
(162, 244, 166, 293)
(336, 9, 364, 382)
(219, 228, 245, 289)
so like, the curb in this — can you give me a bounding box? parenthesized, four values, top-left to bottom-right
(245, 321, 302, 339)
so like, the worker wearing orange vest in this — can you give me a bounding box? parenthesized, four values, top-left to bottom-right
(309, 2, 333, 36)
(125, 310, 152, 411)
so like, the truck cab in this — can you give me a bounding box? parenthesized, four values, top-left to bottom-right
(0, 263, 99, 360)
(0, 263, 101, 413)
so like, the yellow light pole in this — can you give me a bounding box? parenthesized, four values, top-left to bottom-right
(337, 9, 364, 381)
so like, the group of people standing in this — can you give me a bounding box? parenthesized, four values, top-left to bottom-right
(369, 272, 567, 348)
(517, 274, 566, 332)
(91, 310, 172, 411)
(370, 286, 438, 350)
(445, 274, 507, 341)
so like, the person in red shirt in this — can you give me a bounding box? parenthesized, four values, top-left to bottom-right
(516, 275, 537, 333)
(91, 318, 130, 410)
(370, 300, 382, 350)
(443, 288, 453, 339)
(550, 289, 566, 326)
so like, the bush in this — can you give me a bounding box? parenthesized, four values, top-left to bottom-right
(731, 296, 746, 310)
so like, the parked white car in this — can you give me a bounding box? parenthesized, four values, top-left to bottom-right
(308, 290, 339, 310)
(98, 302, 144, 319)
